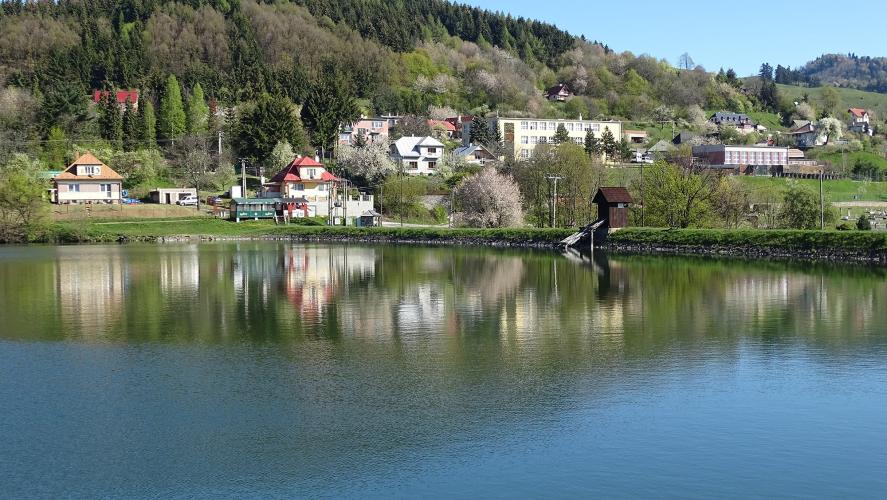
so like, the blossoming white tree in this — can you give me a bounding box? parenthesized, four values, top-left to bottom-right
(336, 142, 395, 182)
(453, 166, 523, 228)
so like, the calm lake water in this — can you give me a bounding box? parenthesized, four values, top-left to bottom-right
(1, 243, 886, 498)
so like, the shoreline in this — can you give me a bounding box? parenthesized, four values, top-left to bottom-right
(19, 221, 887, 265)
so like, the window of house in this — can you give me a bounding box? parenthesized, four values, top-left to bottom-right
(294, 183, 305, 191)
(550, 122, 557, 130)
(77, 165, 101, 176)
(318, 184, 327, 192)
(427, 147, 437, 154)
(428, 161, 437, 169)
(521, 121, 528, 130)
(372, 121, 383, 128)
(409, 161, 419, 169)
(70, 184, 80, 192)
(305, 169, 316, 179)
(538, 136, 547, 144)
(529, 122, 538, 130)
(592, 124, 600, 132)
(101, 184, 112, 196)
(521, 136, 529, 144)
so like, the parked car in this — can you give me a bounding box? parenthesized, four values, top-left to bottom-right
(206, 196, 223, 206)
(122, 197, 141, 204)
(177, 195, 198, 206)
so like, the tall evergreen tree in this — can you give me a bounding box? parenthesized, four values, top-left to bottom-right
(301, 63, 359, 158)
(468, 116, 492, 146)
(601, 127, 617, 159)
(158, 74, 186, 142)
(99, 92, 123, 147)
(139, 100, 157, 149)
(234, 93, 306, 167)
(584, 129, 601, 156)
(552, 124, 570, 144)
(186, 83, 209, 135)
(122, 99, 138, 151)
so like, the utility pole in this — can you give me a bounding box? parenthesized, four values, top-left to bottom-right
(819, 167, 825, 231)
(217, 131, 223, 156)
(239, 158, 247, 198)
(545, 174, 563, 228)
(399, 160, 404, 227)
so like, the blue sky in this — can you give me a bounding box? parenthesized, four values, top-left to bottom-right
(459, 0, 885, 75)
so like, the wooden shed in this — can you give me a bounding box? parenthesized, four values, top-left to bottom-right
(593, 187, 633, 229)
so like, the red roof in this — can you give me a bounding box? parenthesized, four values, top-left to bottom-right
(849, 108, 868, 118)
(269, 156, 338, 184)
(444, 116, 474, 130)
(93, 90, 139, 105)
(428, 119, 456, 132)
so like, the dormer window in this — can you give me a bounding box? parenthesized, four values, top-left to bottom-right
(77, 165, 101, 176)
(426, 147, 437, 154)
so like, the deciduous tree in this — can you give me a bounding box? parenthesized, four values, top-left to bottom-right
(453, 166, 523, 227)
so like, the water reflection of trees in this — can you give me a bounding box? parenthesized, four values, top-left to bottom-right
(1, 244, 886, 356)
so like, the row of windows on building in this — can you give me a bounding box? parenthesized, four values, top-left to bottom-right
(406, 161, 437, 169)
(66, 184, 114, 192)
(520, 136, 586, 145)
(290, 183, 328, 191)
(519, 121, 602, 132)
(725, 152, 785, 164)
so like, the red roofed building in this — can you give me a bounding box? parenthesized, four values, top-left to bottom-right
(848, 108, 873, 135)
(92, 89, 139, 109)
(445, 115, 474, 139)
(261, 156, 340, 217)
(428, 119, 457, 139)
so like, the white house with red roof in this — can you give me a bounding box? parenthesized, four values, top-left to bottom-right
(848, 108, 873, 135)
(261, 156, 375, 220)
(53, 152, 123, 204)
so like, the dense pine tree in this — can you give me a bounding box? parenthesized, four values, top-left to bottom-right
(158, 75, 186, 142)
(139, 100, 157, 149)
(186, 83, 209, 135)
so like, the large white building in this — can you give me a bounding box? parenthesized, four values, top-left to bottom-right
(463, 117, 622, 159)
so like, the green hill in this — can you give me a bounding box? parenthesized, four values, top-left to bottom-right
(777, 84, 887, 119)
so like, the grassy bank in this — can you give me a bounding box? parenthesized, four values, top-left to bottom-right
(46, 218, 576, 246)
(608, 228, 887, 252)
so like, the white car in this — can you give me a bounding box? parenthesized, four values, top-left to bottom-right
(177, 195, 198, 206)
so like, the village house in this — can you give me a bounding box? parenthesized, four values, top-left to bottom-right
(785, 120, 822, 149)
(708, 112, 765, 134)
(92, 89, 139, 109)
(338, 117, 390, 146)
(692, 144, 789, 176)
(261, 156, 375, 221)
(390, 136, 444, 175)
(53, 152, 123, 204)
(453, 144, 498, 165)
(261, 156, 337, 216)
(545, 83, 572, 102)
(465, 117, 622, 160)
(444, 115, 473, 139)
(848, 108, 873, 135)
(428, 119, 457, 139)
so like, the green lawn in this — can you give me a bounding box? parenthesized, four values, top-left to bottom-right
(736, 176, 887, 203)
(47, 218, 575, 244)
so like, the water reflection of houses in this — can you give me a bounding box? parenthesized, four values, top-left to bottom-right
(158, 246, 200, 293)
(281, 245, 377, 321)
(55, 247, 126, 334)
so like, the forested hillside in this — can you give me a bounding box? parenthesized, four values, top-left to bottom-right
(0, 0, 782, 155)
(774, 54, 887, 93)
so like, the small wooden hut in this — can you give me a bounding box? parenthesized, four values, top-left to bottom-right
(592, 187, 633, 229)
